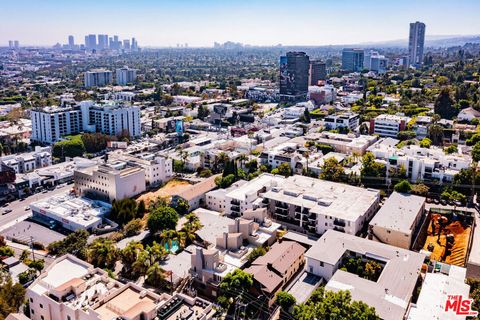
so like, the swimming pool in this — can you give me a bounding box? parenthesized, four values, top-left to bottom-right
(165, 240, 180, 253)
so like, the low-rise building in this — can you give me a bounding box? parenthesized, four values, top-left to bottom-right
(304, 132, 377, 155)
(74, 160, 146, 202)
(305, 230, 425, 320)
(1, 146, 51, 173)
(370, 114, 411, 138)
(30, 193, 111, 231)
(263, 175, 380, 235)
(407, 265, 471, 320)
(27, 254, 172, 320)
(367, 141, 472, 183)
(369, 192, 426, 249)
(322, 113, 359, 131)
(171, 175, 219, 211)
(245, 241, 306, 306)
(109, 152, 172, 187)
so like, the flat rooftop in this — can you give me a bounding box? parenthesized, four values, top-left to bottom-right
(370, 192, 425, 234)
(225, 173, 284, 202)
(30, 193, 110, 228)
(263, 175, 379, 222)
(193, 208, 233, 245)
(307, 230, 425, 320)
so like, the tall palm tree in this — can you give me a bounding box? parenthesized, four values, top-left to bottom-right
(87, 238, 118, 269)
(147, 241, 168, 263)
(237, 153, 248, 169)
(145, 262, 165, 287)
(132, 249, 151, 277)
(120, 241, 144, 267)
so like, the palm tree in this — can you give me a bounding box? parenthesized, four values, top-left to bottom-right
(87, 238, 118, 269)
(120, 241, 144, 268)
(132, 249, 151, 277)
(237, 153, 248, 169)
(303, 151, 310, 176)
(161, 230, 178, 252)
(215, 152, 229, 172)
(145, 262, 165, 287)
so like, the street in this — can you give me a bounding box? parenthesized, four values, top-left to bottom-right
(0, 184, 73, 232)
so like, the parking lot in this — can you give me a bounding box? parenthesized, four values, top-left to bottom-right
(1, 220, 65, 246)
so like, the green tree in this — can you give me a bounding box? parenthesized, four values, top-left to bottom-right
(0, 278, 26, 318)
(218, 269, 253, 309)
(197, 104, 210, 120)
(276, 291, 296, 311)
(110, 198, 139, 226)
(320, 157, 345, 182)
(434, 88, 457, 119)
(419, 137, 432, 148)
(394, 180, 412, 193)
(123, 218, 143, 237)
(199, 168, 213, 178)
(52, 138, 85, 159)
(247, 246, 267, 263)
(145, 262, 165, 288)
(137, 200, 147, 217)
(411, 184, 430, 196)
(47, 229, 89, 259)
(360, 152, 386, 187)
(397, 130, 416, 141)
(293, 288, 379, 320)
(87, 238, 119, 269)
(174, 198, 190, 215)
(147, 206, 179, 234)
(276, 162, 292, 177)
(472, 141, 480, 162)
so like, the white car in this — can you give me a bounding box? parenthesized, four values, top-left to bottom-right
(24, 206, 30, 211)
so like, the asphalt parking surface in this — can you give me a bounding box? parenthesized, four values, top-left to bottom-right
(1, 220, 65, 246)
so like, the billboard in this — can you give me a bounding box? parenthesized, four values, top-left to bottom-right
(175, 119, 184, 135)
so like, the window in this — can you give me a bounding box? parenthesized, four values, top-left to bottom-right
(40, 304, 43, 308)
(320, 261, 324, 267)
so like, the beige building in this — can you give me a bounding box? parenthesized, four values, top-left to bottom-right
(369, 192, 426, 249)
(27, 254, 171, 320)
(74, 160, 146, 202)
(303, 131, 378, 155)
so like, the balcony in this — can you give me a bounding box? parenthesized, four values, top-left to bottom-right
(333, 219, 346, 227)
(274, 208, 288, 217)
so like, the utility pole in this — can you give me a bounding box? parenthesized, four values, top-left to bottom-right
(30, 236, 35, 262)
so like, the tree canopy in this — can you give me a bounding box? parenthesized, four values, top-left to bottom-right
(147, 205, 179, 233)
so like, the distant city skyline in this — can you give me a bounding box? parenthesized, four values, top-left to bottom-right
(2, 0, 480, 47)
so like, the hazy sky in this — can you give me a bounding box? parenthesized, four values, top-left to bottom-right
(2, 0, 480, 47)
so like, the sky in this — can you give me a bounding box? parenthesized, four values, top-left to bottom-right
(1, 0, 480, 47)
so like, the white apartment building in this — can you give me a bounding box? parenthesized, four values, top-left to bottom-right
(305, 230, 425, 320)
(364, 51, 388, 73)
(74, 160, 146, 202)
(109, 152, 172, 186)
(322, 112, 360, 131)
(31, 101, 141, 144)
(259, 142, 319, 174)
(262, 175, 380, 235)
(112, 91, 136, 102)
(27, 254, 173, 320)
(369, 192, 426, 250)
(370, 114, 411, 138)
(304, 132, 377, 155)
(31, 106, 83, 144)
(84, 69, 113, 87)
(367, 141, 472, 183)
(1, 146, 51, 173)
(116, 66, 137, 85)
(205, 174, 285, 217)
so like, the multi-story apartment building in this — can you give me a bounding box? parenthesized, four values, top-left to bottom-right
(84, 69, 113, 87)
(304, 131, 377, 155)
(74, 160, 146, 202)
(31, 106, 83, 144)
(341, 48, 364, 72)
(408, 21, 426, 68)
(109, 152, 172, 187)
(27, 254, 214, 320)
(305, 230, 425, 320)
(0, 146, 51, 173)
(116, 66, 137, 85)
(31, 101, 141, 144)
(369, 114, 411, 138)
(263, 175, 380, 236)
(322, 112, 360, 131)
(367, 140, 472, 183)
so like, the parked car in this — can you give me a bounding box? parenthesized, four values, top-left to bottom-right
(433, 198, 440, 204)
(24, 206, 30, 211)
(3, 209, 12, 214)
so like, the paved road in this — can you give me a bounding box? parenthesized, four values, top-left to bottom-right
(0, 184, 73, 232)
